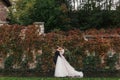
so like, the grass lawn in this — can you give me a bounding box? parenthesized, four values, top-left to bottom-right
(0, 77, 119, 80)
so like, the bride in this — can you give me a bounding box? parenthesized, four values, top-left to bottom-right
(54, 47, 83, 77)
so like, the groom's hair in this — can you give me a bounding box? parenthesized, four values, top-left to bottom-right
(56, 46, 60, 49)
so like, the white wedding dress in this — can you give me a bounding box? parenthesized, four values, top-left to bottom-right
(54, 49, 83, 77)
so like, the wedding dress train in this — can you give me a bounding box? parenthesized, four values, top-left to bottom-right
(54, 54, 83, 77)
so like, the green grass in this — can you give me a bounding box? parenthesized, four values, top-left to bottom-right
(0, 77, 119, 80)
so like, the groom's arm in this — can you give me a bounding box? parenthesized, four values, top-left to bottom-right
(56, 51, 61, 57)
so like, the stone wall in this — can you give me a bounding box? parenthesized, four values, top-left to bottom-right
(0, 1, 8, 21)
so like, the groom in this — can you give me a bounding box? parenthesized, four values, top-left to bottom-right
(53, 47, 61, 64)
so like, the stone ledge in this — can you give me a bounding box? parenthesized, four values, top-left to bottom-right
(0, 21, 8, 26)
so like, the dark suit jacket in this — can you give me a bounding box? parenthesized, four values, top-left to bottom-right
(53, 51, 60, 64)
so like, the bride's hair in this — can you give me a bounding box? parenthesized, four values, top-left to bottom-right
(56, 46, 65, 51)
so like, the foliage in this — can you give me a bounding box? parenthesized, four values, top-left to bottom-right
(35, 55, 42, 71)
(4, 54, 14, 70)
(0, 25, 120, 74)
(8, 0, 120, 31)
(9, 0, 71, 32)
(9, 0, 36, 25)
(106, 53, 119, 70)
(83, 55, 101, 71)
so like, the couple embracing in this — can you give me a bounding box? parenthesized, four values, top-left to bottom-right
(53, 46, 83, 78)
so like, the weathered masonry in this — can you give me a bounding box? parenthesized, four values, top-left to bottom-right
(0, 0, 11, 25)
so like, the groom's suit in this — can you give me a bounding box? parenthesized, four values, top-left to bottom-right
(53, 51, 60, 64)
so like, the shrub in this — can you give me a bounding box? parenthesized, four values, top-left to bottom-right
(4, 54, 14, 70)
(0, 25, 120, 75)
